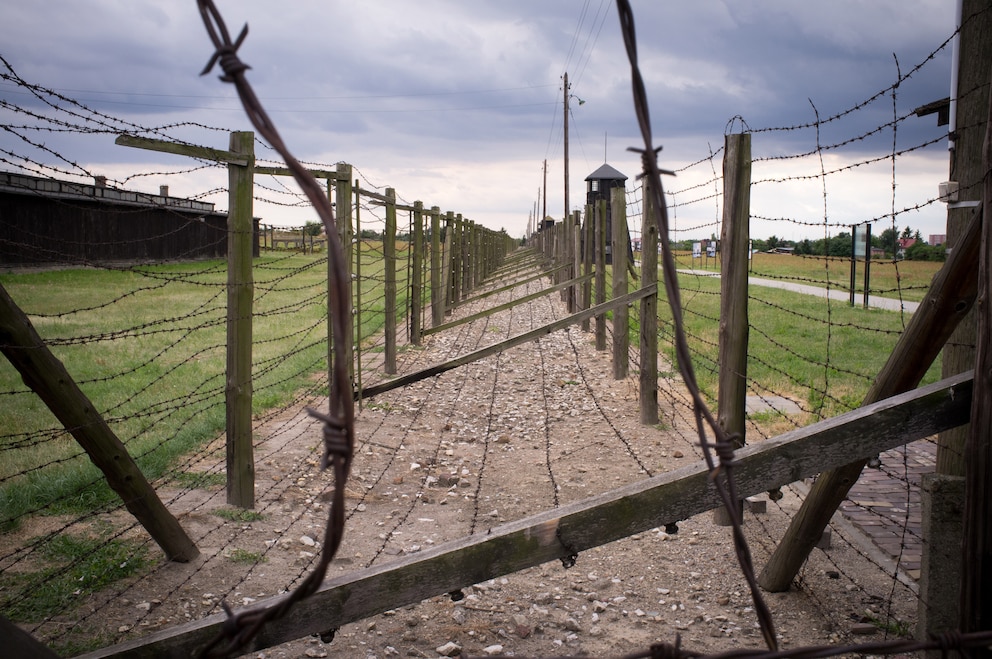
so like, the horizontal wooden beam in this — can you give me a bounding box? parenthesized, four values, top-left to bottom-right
(422, 272, 595, 337)
(359, 284, 656, 400)
(114, 135, 249, 167)
(253, 165, 345, 180)
(80, 371, 972, 659)
(454, 265, 571, 309)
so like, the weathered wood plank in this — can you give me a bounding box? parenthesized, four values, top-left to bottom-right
(114, 135, 248, 167)
(80, 371, 972, 659)
(358, 285, 656, 400)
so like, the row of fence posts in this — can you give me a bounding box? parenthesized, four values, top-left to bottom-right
(531, 128, 990, 647)
(529, 177, 661, 426)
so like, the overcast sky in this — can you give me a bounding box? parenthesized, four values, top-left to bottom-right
(0, 1, 956, 240)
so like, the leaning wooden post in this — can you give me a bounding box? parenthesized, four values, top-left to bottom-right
(714, 132, 751, 526)
(226, 130, 255, 509)
(595, 199, 607, 351)
(411, 201, 424, 346)
(640, 178, 659, 425)
(758, 204, 982, 592)
(0, 284, 199, 562)
(384, 188, 398, 375)
(335, 163, 354, 389)
(611, 186, 629, 379)
(430, 206, 443, 326)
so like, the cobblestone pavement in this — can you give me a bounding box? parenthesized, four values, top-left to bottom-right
(839, 439, 936, 581)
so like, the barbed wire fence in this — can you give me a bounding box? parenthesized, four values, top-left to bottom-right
(1, 1, 990, 658)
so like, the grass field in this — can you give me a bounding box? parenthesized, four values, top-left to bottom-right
(0, 246, 939, 527)
(0, 247, 407, 530)
(670, 250, 941, 303)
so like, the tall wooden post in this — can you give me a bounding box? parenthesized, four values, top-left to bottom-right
(226, 130, 255, 509)
(611, 187, 629, 379)
(640, 178, 659, 425)
(572, 211, 581, 313)
(353, 178, 365, 407)
(335, 163, 354, 392)
(411, 201, 424, 346)
(582, 206, 593, 331)
(714, 132, 751, 525)
(919, 4, 991, 647)
(595, 199, 607, 351)
(960, 54, 992, 652)
(443, 212, 455, 313)
(430, 207, 443, 326)
(384, 188, 398, 375)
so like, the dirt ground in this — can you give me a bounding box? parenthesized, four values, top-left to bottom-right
(20, 268, 918, 658)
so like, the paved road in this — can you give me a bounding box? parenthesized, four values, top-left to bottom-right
(675, 269, 920, 313)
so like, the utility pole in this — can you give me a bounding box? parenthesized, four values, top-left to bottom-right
(542, 159, 548, 227)
(564, 72, 570, 228)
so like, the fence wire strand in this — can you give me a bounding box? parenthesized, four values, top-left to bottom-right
(193, 2, 355, 656)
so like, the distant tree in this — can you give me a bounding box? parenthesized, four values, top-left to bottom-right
(905, 242, 946, 261)
(828, 232, 853, 257)
(794, 239, 813, 255)
(766, 235, 781, 250)
(303, 220, 323, 237)
(901, 225, 914, 240)
(876, 227, 899, 257)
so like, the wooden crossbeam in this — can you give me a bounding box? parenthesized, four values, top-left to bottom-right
(422, 272, 595, 337)
(359, 284, 656, 400)
(80, 371, 972, 659)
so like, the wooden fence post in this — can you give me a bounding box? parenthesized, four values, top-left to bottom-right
(443, 212, 455, 313)
(226, 130, 255, 509)
(430, 206, 443, 327)
(714, 132, 751, 526)
(572, 211, 581, 313)
(353, 178, 365, 407)
(384, 188, 398, 375)
(611, 186, 629, 378)
(335, 163, 354, 391)
(411, 201, 424, 346)
(582, 206, 593, 332)
(595, 199, 607, 351)
(640, 178, 659, 425)
(960, 59, 992, 651)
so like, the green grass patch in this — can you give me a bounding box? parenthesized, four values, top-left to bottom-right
(213, 507, 266, 523)
(2, 532, 152, 623)
(228, 548, 267, 564)
(0, 248, 407, 528)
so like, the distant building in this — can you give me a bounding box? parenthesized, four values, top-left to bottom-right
(0, 172, 258, 267)
(929, 234, 946, 246)
(584, 163, 629, 265)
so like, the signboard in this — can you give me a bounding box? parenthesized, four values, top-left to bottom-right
(853, 223, 870, 260)
(706, 243, 716, 258)
(692, 242, 701, 259)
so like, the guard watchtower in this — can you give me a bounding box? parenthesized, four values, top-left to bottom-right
(585, 163, 628, 265)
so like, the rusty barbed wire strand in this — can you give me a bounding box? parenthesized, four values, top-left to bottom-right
(193, 1, 355, 656)
(614, 0, 779, 651)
